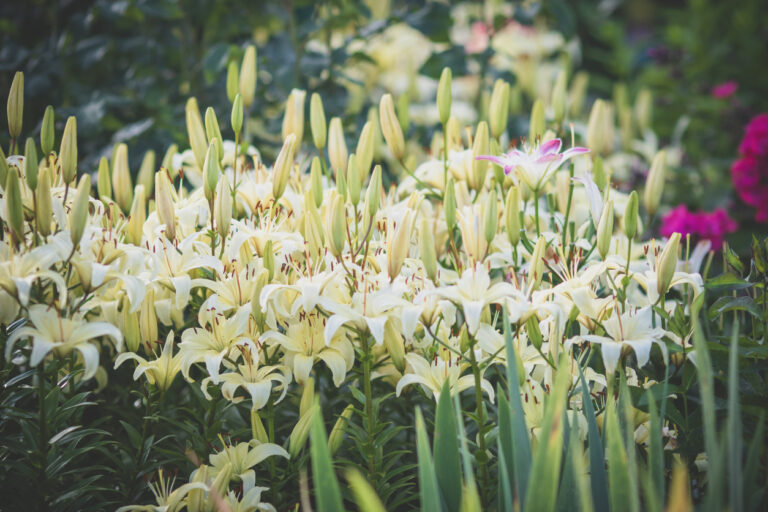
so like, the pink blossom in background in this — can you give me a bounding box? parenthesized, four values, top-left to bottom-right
(731, 113, 768, 221)
(661, 205, 737, 249)
(465, 22, 490, 54)
(711, 81, 738, 99)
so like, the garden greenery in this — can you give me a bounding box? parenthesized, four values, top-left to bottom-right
(1, 12, 767, 512)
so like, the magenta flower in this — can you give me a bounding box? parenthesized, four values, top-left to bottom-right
(711, 81, 738, 99)
(661, 205, 737, 249)
(476, 138, 589, 190)
(731, 113, 768, 221)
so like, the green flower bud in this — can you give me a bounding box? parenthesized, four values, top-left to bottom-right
(346, 154, 361, 206)
(327, 194, 346, 257)
(596, 199, 614, 259)
(657, 232, 681, 297)
(299, 377, 315, 418)
(396, 93, 410, 134)
(6, 71, 23, 140)
(387, 210, 414, 281)
(419, 217, 437, 283)
(272, 134, 296, 201)
(0, 145, 8, 186)
(526, 315, 543, 350)
(185, 98, 207, 169)
(155, 170, 176, 241)
(634, 88, 653, 133)
(97, 156, 112, 200)
(214, 173, 232, 238)
(484, 189, 498, 245)
(328, 117, 347, 173)
(383, 318, 406, 372)
(328, 404, 355, 456)
(112, 143, 133, 213)
(127, 185, 146, 246)
(619, 105, 633, 150)
(250, 269, 269, 326)
(289, 404, 316, 458)
(69, 174, 92, 247)
(355, 121, 374, 182)
(137, 150, 156, 196)
(239, 45, 257, 109)
(437, 67, 452, 125)
(505, 186, 521, 246)
(444, 177, 457, 231)
(529, 235, 547, 289)
(5, 168, 24, 243)
(203, 141, 220, 203)
(161, 143, 179, 180)
(35, 166, 53, 237)
(122, 299, 141, 353)
(310, 156, 324, 209)
(551, 71, 567, 125)
(263, 240, 275, 281)
(365, 165, 382, 221)
(593, 157, 607, 190)
(231, 94, 243, 138)
(282, 89, 306, 151)
(643, 150, 666, 217)
(568, 71, 589, 118)
(469, 121, 489, 191)
(489, 79, 510, 139)
(226, 61, 239, 103)
(310, 93, 327, 150)
(509, 85, 522, 115)
(250, 409, 269, 444)
(624, 190, 639, 240)
(335, 162, 347, 198)
(205, 107, 224, 162)
(40, 105, 54, 155)
(23, 137, 38, 190)
(586, 99, 613, 156)
(446, 116, 461, 153)
(139, 288, 158, 347)
(379, 94, 405, 161)
(529, 99, 545, 143)
(59, 116, 78, 184)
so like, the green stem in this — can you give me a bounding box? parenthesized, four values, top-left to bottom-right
(469, 344, 490, 504)
(37, 363, 48, 512)
(534, 190, 541, 237)
(361, 335, 376, 483)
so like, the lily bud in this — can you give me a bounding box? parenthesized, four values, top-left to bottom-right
(122, 301, 141, 353)
(396, 93, 409, 134)
(185, 98, 207, 169)
(239, 45, 257, 109)
(335, 163, 347, 198)
(139, 288, 158, 346)
(437, 67, 452, 125)
(328, 405, 355, 456)
(231, 93, 243, 137)
(484, 189, 498, 245)
(69, 174, 91, 248)
(445, 116, 461, 153)
(529, 235, 547, 289)
(356, 121, 374, 182)
(529, 99, 545, 143)
(40, 105, 54, 155)
(596, 199, 614, 259)
(203, 141, 220, 203)
(59, 116, 78, 185)
(509, 85, 522, 115)
(5, 169, 24, 243)
(161, 144, 179, 180)
(310, 92, 327, 150)
(568, 71, 589, 118)
(634, 88, 653, 133)
(551, 71, 567, 125)
(304, 206, 325, 259)
(379, 94, 405, 161)
(593, 157, 607, 190)
(505, 186, 521, 246)
(387, 210, 414, 281)
(23, 138, 38, 190)
(346, 154, 361, 206)
(469, 121, 489, 191)
(214, 173, 232, 238)
(272, 134, 296, 201)
(226, 61, 239, 103)
(383, 319, 405, 371)
(310, 156, 324, 208)
(282, 89, 306, 151)
(127, 185, 146, 246)
(112, 143, 133, 213)
(0, 145, 8, 186)
(204, 107, 224, 162)
(643, 150, 666, 217)
(327, 194, 346, 257)
(328, 117, 347, 173)
(444, 177, 457, 231)
(137, 150, 156, 196)
(250, 269, 269, 326)
(657, 232, 681, 297)
(288, 405, 315, 458)
(526, 316, 543, 350)
(619, 105, 633, 150)
(35, 166, 53, 237)
(96, 156, 112, 200)
(586, 99, 613, 156)
(6, 71, 23, 140)
(155, 170, 176, 241)
(489, 79, 510, 139)
(419, 217, 437, 282)
(624, 190, 639, 240)
(263, 240, 275, 281)
(365, 164, 382, 219)
(555, 171, 570, 214)
(250, 409, 269, 444)
(299, 377, 315, 418)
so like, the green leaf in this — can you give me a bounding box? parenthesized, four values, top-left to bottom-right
(605, 400, 631, 512)
(619, 379, 640, 512)
(347, 469, 387, 512)
(556, 414, 577, 512)
(704, 273, 751, 290)
(497, 437, 514, 512)
(415, 407, 444, 512)
(708, 296, 762, 320)
(578, 365, 609, 512)
(647, 391, 664, 510)
(523, 354, 570, 512)
(727, 321, 743, 512)
(744, 413, 765, 512)
(434, 381, 462, 511)
(310, 404, 344, 512)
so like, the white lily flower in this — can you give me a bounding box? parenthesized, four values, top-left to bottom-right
(396, 351, 494, 403)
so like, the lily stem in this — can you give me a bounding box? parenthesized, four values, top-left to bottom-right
(469, 342, 490, 504)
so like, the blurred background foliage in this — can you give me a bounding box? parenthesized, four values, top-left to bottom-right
(1, 0, 767, 243)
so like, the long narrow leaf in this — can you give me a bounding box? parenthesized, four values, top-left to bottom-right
(605, 399, 631, 512)
(619, 378, 640, 512)
(744, 413, 765, 511)
(416, 408, 444, 512)
(310, 404, 344, 512)
(577, 365, 609, 512)
(434, 381, 462, 511)
(556, 414, 577, 512)
(727, 321, 742, 512)
(347, 469, 387, 512)
(647, 390, 664, 510)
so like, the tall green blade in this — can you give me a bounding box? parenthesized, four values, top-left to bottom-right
(434, 381, 462, 511)
(578, 365, 609, 512)
(310, 404, 344, 512)
(619, 378, 640, 512)
(416, 407, 444, 512)
(347, 470, 387, 512)
(556, 414, 577, 512)
(744, 413, 765, 511)
(605, 400, 631, 512)
(727, 321, 743, 512)
(647, 390, 664, 510)
(497, 437, 514, 512)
